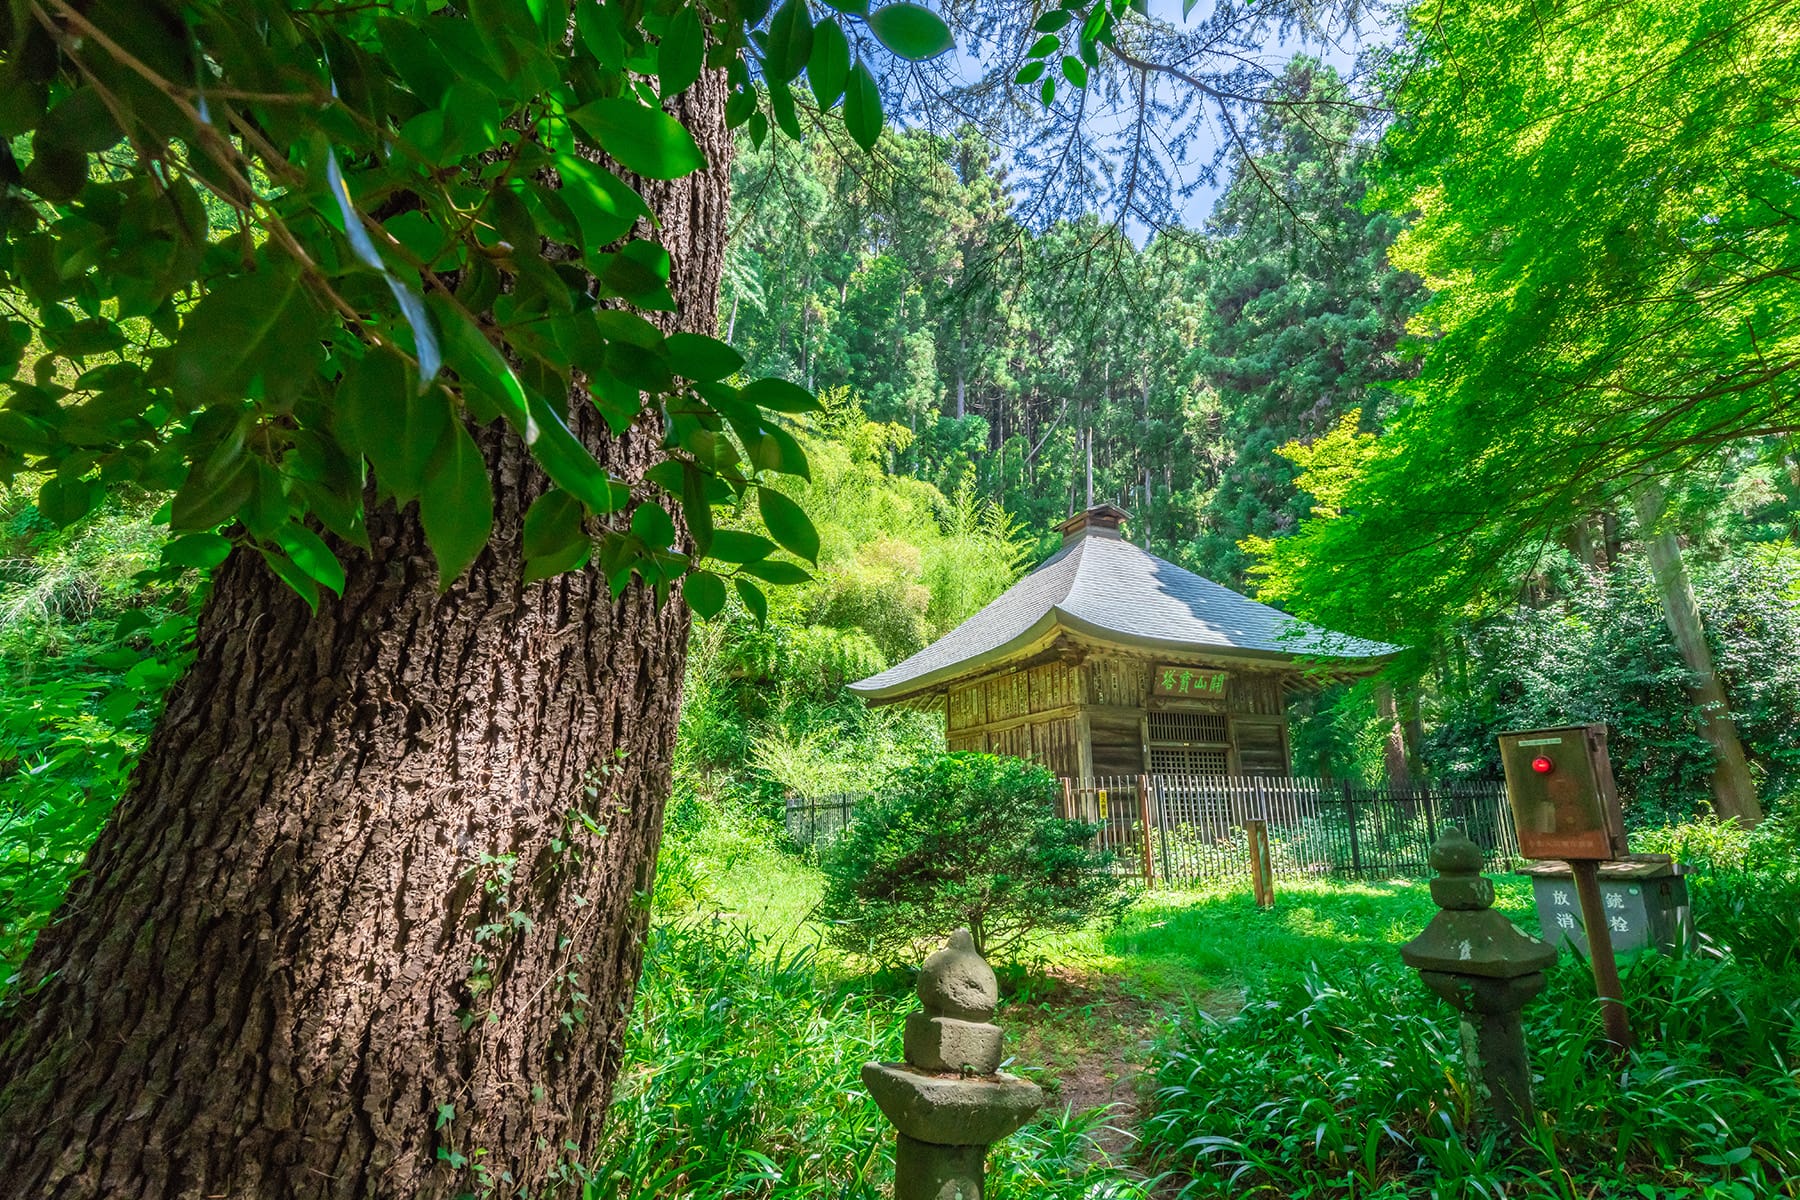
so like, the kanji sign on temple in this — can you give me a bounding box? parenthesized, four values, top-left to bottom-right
(849, 503, 1397, 778)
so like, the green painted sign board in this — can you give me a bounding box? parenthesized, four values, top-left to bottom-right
(1154, 666, 1228, 699)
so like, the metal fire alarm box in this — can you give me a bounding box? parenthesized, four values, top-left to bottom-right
(1498, 724, 1627, 861)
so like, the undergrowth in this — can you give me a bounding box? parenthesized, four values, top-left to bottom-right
(1142, 835, 1800, 1199)
(591, 919, 1153, 1198)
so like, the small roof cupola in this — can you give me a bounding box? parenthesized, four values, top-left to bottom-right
(1056, 503, 1130, 544)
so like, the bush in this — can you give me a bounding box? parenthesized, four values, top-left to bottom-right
(1636, 812, 1800, 971)
(818, 753, 1131, 962)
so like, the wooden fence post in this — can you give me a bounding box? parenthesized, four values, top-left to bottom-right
(1246, 819, 1275, 907)
(1061, 777, 1074, 821)
(1136, 775, 1155, 887)
(1341, 780, 1363, 875)
(1153, 775, 1172, 884)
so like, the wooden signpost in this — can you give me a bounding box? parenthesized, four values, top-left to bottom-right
(1245, 819, 1275, 908)
(1498, 724, 1634, 1050)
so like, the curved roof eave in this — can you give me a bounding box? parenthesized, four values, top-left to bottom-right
(848, 609, 1063, 704)
(848, 606, 1397, 705)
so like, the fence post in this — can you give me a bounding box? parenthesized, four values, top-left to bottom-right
(1341, 780, 1363, 875)
(1154, 775, 1172, 884)
(1423, 783, 1439, 851)
(1246, 819, 1275, 907)
(1060, 777, 1074, 821)
(1136, 775, 1155, 886)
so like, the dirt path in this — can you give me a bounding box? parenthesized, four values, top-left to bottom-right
(1004, 968, 1246, 1179)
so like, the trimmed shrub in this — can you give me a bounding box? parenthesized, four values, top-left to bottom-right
(818, 752, 1131, 962)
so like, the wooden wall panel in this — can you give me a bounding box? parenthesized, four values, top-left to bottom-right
(1228, 673, 1285, 716)
(1086, 655, 1148, 708)
(1232, 718, 1290, 775)
(1029, 717, 1081, 778)
(991, 723, 1033, 762)
(1089, 708, 1145, 775)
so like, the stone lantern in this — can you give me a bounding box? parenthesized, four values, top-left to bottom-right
(862, 929, 1044, 1200)
(1400, 827, 1558, 1133)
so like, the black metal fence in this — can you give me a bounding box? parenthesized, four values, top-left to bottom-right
(785, 774, 1518, 887)
(1062, 774, 1519, 885)
(782, 791, 861, 849)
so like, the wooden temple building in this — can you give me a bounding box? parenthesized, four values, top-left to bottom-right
(849, 504, 1396, 779)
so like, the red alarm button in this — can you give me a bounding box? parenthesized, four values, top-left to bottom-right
(1531, 756, 1555, 775)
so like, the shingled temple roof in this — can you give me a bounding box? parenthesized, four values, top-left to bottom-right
(849, 508, 1398, 703)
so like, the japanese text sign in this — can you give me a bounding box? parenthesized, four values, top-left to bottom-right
(1154, 666, 1228, 699)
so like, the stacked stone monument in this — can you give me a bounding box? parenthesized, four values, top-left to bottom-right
(862, 929, 1043, 1200)
(1400, 826, 1559, 1132)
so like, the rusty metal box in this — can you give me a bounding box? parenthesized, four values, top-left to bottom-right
(1498, 724, 1627, 861)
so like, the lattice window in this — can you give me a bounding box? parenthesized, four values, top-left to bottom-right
(1148, 710, 1229, 745)
(1150, 746, 1230, 776)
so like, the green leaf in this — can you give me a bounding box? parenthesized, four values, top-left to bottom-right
(1033, 8, 1073, 31)
(657, 6, 706, 97)
(665, 332, 745, 381)
(820, 0, 869, 13)
(170, 455, 254, 533)
(274, 522, 347, 597)
(749, 424, 811, 480)
(163, 531, 232, 571)
(1083, 2, 1109, 42)
(867, 3, 953, 60)
(1026, 34, 1060, 58)
(683, 569, 726, 619)
(707, 529, 776, 563)
(1015, 61, 1046, 85)
(526, 394, 627, 514)
(259, 547, 320, 613)
(808, 19, 851, 108)
(741, 376, 822, 414)
(523, 489, 591, 582)
(570, 99, 707, 180)
(740, 557, 812, 585)
(679, 461, 714, 554)
(419, 421, 494, 588)
(768, 76, 803, 140)
(734, 576, 768, 625)
(1061, 55, 1088, 88)
(558, 154, 654, 249)
(35, 473, 101, 527)
(341, 350, 450, 505)
(575, 0, 626, 67)
(630, 500, 677, 550)
(757, 486, 818, 563)
(1040, 76, 1055, 106)
(163, 265, 311, 407)
(432, 297, 537, 439)
(766, 0, 815, 82)
(843, 61, 882, 151)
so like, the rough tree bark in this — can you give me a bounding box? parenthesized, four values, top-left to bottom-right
(1632, 479, 1763, 827)
(0, 69, 733, 1200)
(1376, 680, 1411, 788)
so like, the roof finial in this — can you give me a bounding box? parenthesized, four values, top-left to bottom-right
(1057, 503, 1130, 545)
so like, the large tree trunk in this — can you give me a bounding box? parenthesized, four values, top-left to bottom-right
(1632, 479, 1763, 827)
(0, 72, 733, 1200)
